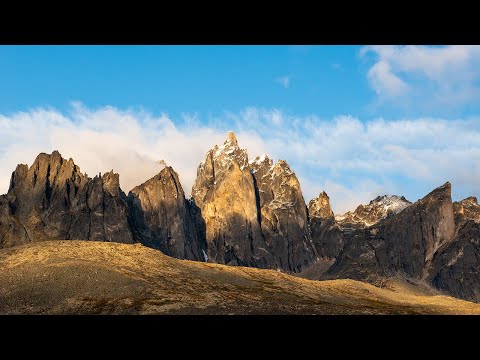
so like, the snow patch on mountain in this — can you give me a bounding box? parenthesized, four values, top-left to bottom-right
(335, 195, 412, 227)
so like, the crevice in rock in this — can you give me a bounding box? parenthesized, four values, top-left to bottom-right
(45, 164, 52, 206)
(251, 172, 262, 227)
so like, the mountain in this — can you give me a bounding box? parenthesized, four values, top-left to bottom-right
(191, 131, 267, 267)
(1, 134, 480, 305)
(324, 182, 459, 287)
(0, 151, 133, 248)
(128, 166, 203, 260)
(298, 183, 480, 304)
(191, 132, 315, 272)
(335, 195, 412, 230)
(2, 240, 480, 314)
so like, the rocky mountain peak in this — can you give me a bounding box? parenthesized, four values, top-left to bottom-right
(192, 132, 251, 206)
(249, 154, 273, 173)
(453, 196, 480, 223)
(383, 182, 455, 265)
(309, 191, 334, 220)
(327, 182, 456, 284)
(128, 165, 201, 260)
(426, 181, 451, 200)
(308, 191, 344, 260)
(272, 160, 293, 177)
(102, 170, 120, 196)
(225, 131, 238, 146)
(463, 196, 478, 205)
(335, 194, 411, 229)
(212, 132, 248, 170)
(190, 133, 315, 271)
(1, 150, 133, 247)
(191, 132, 266, 267)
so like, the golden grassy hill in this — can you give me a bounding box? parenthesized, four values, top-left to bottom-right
(0, 240, 479, 315)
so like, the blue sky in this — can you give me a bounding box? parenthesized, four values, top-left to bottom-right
(1, 45, 480, 213)
(0, 46, 371, 118)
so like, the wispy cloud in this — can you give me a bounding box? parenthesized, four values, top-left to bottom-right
(367, 60, 409, 97)
(361, 45, 480, 111)
(1, 104, 479, 214)
(331, 63, 343, 71)
(275, 75, 291, 89)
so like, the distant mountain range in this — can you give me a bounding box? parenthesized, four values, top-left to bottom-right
(1, 131, 479, 303)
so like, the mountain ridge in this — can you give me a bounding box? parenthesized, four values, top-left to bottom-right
(1, 132, 479, 305)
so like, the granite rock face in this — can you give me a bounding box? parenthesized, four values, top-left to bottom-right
(375, 182, 455, 277)
(191, 132, 268, 267)
(191, 133, 315, 272)
(424, 196, 480, 302)
(0, 151, 133, 248)
(249, 154, 316, 272)
(128, 166, 202, 260)
(308, 191, 344, 259)
(428, 220, 480, 302)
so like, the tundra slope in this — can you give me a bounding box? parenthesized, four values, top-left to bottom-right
(1, 241, 479, 315)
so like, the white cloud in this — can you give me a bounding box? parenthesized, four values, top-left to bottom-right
(275, 75, 290, 89)
(0, 105, 267, 199)
(1, 104, 479, 214)
(362, 45, 480, 109)
(367, 60, 409, 97)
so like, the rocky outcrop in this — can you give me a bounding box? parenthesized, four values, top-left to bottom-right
(249, 154, 316, 272)
(0, 151, 133, 248)
(308, 191, 344, 259)
(327, 182, 456, 280)
(335, 195, 411, 230)
(128, 166, 202, 260)
(191, 133, 315, 272)
(0, 195, 30, 248)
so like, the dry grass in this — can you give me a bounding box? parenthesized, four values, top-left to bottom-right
(0, 240, 479, 315)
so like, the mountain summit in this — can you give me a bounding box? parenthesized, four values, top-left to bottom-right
(191, 132, 315, 272)
(335, 194, 412, 230)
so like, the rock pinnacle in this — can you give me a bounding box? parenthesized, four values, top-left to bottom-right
(226, 131, 238, 146)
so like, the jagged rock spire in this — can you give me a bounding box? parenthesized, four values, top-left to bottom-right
(225, 131, 238, 146)
(309, 191, 334, 220)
